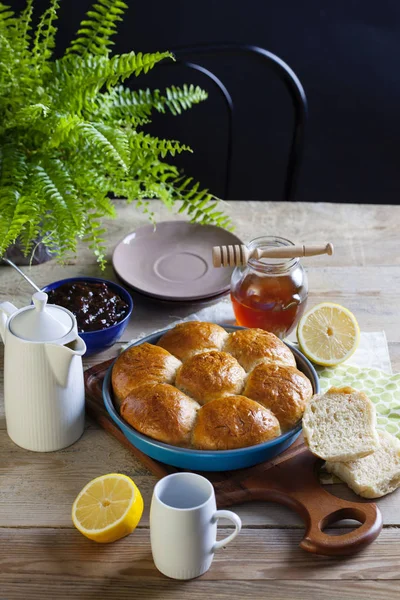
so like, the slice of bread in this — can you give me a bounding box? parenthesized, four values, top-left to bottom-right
(302, 386, 379, 462)
(326, 430, 400, 498)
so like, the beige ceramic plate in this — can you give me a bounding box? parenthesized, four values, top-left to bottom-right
(112, 221, 242, 301)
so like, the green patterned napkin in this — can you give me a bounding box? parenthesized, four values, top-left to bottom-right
(316, 364, 400, 484)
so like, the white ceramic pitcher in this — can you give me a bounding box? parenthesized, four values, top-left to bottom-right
(0, 291, 86, 452)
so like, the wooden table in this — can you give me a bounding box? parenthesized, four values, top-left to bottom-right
(1, 201, 399, 600)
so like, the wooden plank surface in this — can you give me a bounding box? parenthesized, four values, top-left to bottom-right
(1, 528, 400, 580)
(2, 426, 399, 528)
(2, 580, 399, 600)
(1, 200, 400, 600)
(1, 530, 400, 598)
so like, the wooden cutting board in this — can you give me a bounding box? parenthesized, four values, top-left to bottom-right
(84, 359, 383, 556)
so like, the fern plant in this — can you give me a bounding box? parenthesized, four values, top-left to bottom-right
(0, 0, 231, 266)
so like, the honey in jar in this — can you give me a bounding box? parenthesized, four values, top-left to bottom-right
(230, 236, 308, 339)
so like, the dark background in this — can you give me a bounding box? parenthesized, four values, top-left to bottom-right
(14, 1, 400, 203)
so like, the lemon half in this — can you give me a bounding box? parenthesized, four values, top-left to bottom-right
(72, 473, 144, 543)
(297, 302, 360, 367)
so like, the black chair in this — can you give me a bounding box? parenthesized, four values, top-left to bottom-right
(161, 43, 308, 201)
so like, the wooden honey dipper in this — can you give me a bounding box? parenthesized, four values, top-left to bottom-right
(212, 243, 334, 268)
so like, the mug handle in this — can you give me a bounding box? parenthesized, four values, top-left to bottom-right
(212, 510, 242, 550)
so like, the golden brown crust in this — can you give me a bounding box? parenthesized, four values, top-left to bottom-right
(157, 321, 229, 362)
(192, 395, 281, 450)
(328, 386, 357, 395)
(113, 323, 314, 450)
(223, 328, 296, 372)
(120, 383, 200, 446)
(111, 343, 181, 408)
(244, 363, 313, 431)
(175, 351, 246, 404)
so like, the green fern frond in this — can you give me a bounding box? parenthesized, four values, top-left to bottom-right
(0, 196, 39, 257)
(0, 44, 14, 86)
(88, 194, 117, 218)
(0, 144, 30, 253)
(0, 145, 28, 194)
(32, 165, 76, 227)
(19, 219, 43, 256)
(14, 0, 34, 57)
(154, 171, 233, 229)
(49, 51, 174, 113)
(39, 157, 84, 228)
(45, 114, 83, 147)
(130, 132, 192, 158)
(30, 163, 80, 254)
(164, 85, 208, 115)
(103, 84, 207, 123)
(77, 122, 129, 171)
(0, 145, 27, 197)
(177, 187, 233, 229)
(106, 51, 175, 86)
(81, 200, 109, 267)
(0, 8, 37, 95)
(67, 0, 128, 57)
(0, 4, 15, 29)
(93, 122, 130, 165)
(0, 1, 230, 266)
(0, 4, 21, 66)
(67, 159, 113, 202)
(102, 86, 156, 123)
(6, 104, 50, 130)
(32, 0, 60, 70)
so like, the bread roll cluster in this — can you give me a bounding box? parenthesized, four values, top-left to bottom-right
(112, 322, 313, 450)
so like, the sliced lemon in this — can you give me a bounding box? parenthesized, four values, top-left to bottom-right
(297, 302, 360, 367)
(72, 473, 143, 543)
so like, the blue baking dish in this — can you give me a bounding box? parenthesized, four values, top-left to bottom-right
(103, 325, 320, 471)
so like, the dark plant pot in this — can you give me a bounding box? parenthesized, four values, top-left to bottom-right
(3, 238, 55, 266)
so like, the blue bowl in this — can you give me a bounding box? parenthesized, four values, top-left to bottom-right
(41, 277, 133, 356)
(103, 325, 320, 471)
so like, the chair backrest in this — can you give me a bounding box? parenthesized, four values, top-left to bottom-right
(161, 43, 308, 201)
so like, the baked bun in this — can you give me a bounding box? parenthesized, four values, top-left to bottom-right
(175, 351, 246, 404)
(157, 321, 229, 362)
(121, 383, 200, 446)
(112, 343, 181, 408)
(192, 395, 281, 450)
(244, 363, 313, 431)
(224, 328, 296, 372)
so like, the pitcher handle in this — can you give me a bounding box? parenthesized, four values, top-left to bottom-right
(0, 301, 18, 343)
(212, 510, 242, 551)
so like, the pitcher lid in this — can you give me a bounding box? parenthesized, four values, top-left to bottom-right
(9, 292, 75, 342)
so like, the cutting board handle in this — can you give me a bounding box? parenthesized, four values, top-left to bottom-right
(299, 498, 382, 555)
(214, 445, 382, 556)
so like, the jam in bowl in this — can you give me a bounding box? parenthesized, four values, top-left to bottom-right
(41, 277, 133, 355)
(47, 281, 130, 333)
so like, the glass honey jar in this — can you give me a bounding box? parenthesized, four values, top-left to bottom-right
(230, 236, 308, 339)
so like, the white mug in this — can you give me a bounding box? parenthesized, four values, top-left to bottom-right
(150, 472, 242, 580)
